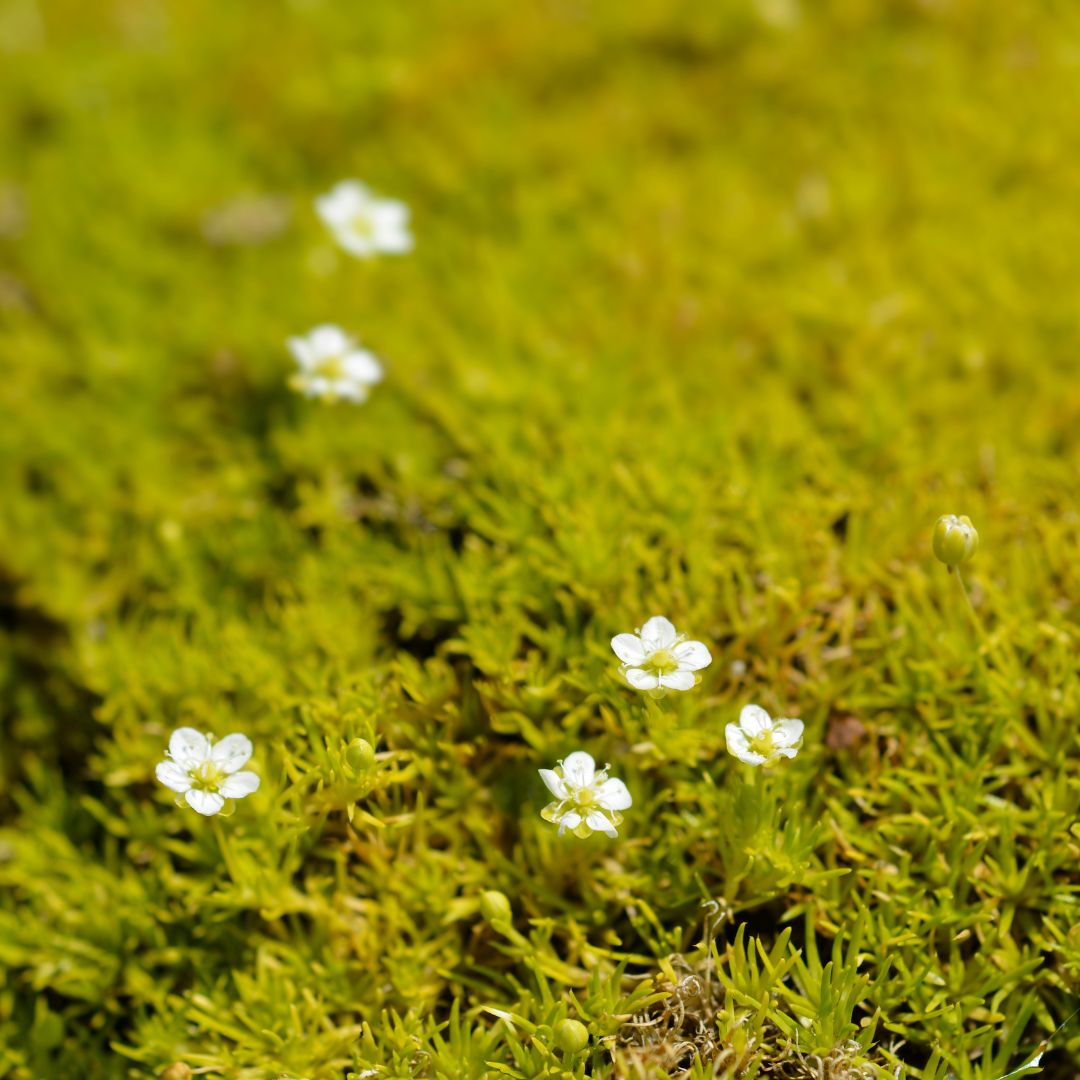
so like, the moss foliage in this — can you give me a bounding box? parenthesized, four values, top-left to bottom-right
(3, 0, 1080, 1076)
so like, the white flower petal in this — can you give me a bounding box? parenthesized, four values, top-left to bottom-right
(338, 233, 377, 258)
(557, 810, 582, 833)
(343, 350, 383, 383)
(659, 670, 695, 691)
(561, 751, 595, 788)
(310, 324, 352, 355)
(625, 667, 659, 690)
(611, 633, 646, 664)
(586, 811, 617, 837)
(776, 746, 799, 759)
(372, 200, 409, 228)
(673, 640, 712, 671)
(210, 733, 253, 774)
(595, 777, 632, 811)
(169, 728, 210, 769)
(155, 761, 192, 793)
(314, 195, 341, 225)
(336, 179, 370, 201)
(640, 616, 677, 650)
(539, 768, 568, 799)
(218, 771, 260, 798)
(185, 789, 225, 816)
(333, 380, 370, 403)
(739, 705, 773, 737)
(287, 336, 314, 368)
(773, 718, 804, 748)
(376, 226, 414, 253)
(316, 181, 369, 224)
(726, 725, 766, 766)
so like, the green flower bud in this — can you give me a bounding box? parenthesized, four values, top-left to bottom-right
(553, 1018, 589, 1054)
(932, 514, 978, 568)
(345, 738, 376, 772)
(479, 890, 512, 923)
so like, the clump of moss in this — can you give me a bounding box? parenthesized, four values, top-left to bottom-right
(3, 0, 1080, 1077)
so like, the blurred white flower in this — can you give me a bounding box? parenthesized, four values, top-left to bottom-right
(315, 180, 413, 258)
(726, 705, 803, 766)
(539, 750, 631, 838)
(155, 727, 260, 816)
(611, 616, 711, 692)
(287, 324, 383, 403)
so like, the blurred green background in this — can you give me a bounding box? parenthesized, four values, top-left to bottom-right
(4, 0, 1080, 1076)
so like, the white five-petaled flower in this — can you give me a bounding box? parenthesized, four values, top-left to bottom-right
(611, 615, 712, 692)
(155, 728, 261, 816)
(315, 180, 413, 258)
(725, 705, 803, 766)
(539, 751, 632, 838)
(287, 324, 384, 403)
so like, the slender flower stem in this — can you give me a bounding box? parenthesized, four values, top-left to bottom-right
(952, 567, 986, 641)
(211, 817, 240, 880)
(951, 567, 1022, 684)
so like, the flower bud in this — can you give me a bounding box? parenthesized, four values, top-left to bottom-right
(159, 1065, 193, 1080)
(932, 514, 978, 568)
(479, 890, 512, 923)
(553, 1018, 589, 1054)
(345, 738, 376, 772)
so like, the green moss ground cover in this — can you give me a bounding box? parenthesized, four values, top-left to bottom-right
(4, 0, 1080, 1076)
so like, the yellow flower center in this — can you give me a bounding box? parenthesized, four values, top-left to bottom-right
(573, 788, 598, 811)
(313, 355, 346, 381)
(647, 648, 679, 675)
(190, 762, 226, 791)
(747, 731, 777, 758)
(351, 213, 375, 239)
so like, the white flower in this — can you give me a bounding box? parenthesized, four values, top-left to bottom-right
(725, 705, 803, 766)
(315, 180, 413, 258)
(611, 615, 711, 692)
(539, 751, 632, 838)
(287, 324, 383, 403)
(155, 727, 261, 816)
